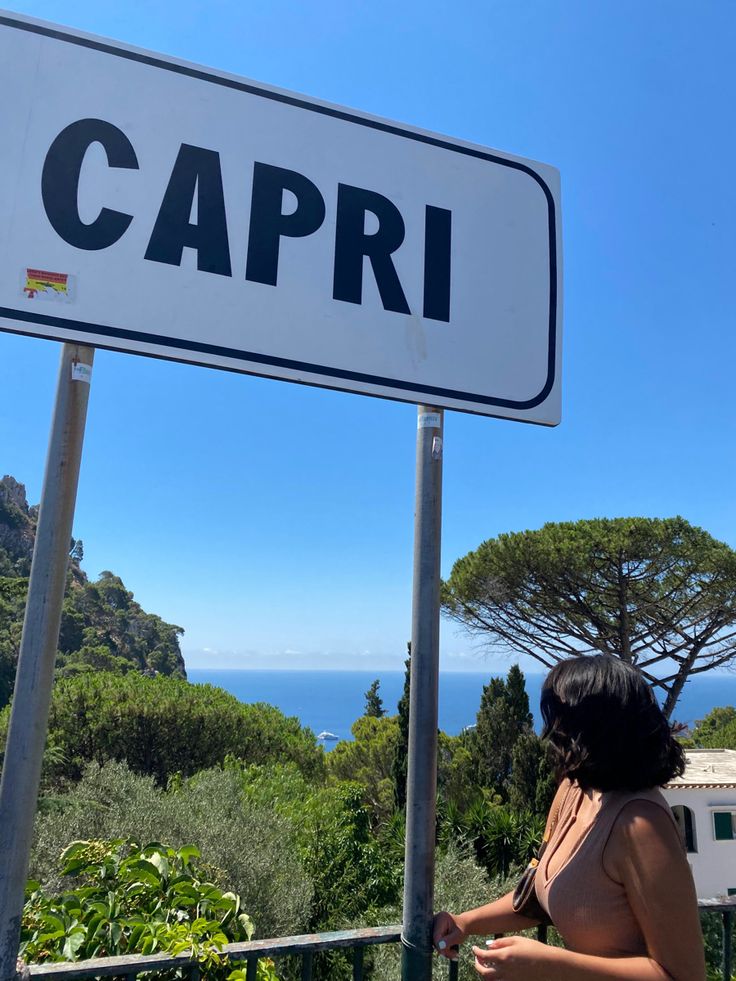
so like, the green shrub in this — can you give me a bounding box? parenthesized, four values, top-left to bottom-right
(30, 761, 313, 940)
(701, 909, 736, 980)
(21, 838, 277, 980)
(237, 762, 403, 981)
(238, 762, 402, 929)
(439, 798, 543, 879)
(1, 672, 325, 785)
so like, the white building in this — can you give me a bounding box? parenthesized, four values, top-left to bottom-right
(662, 748, 736, 900)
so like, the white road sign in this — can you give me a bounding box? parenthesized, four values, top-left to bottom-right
(0, 11, 562, 423)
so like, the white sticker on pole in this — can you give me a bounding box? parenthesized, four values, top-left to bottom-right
(418, 412, 441, 429)
(71, 362, 92, 383)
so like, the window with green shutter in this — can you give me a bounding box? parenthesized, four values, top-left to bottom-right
(713, 811, 735, 840)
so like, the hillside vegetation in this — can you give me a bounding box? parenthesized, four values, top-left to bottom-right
(0, 474, 186, 709)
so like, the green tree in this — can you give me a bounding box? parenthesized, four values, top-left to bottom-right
(471, 666, 533, 798)
(57, 571, 186, 679)
(391, 644, 411, 810)
(328, 715, 398, 818)
(442, 517, 736, 718)
(690, 706, 736, 749)
(363, 678, 385, 718)
(507, 731, 555, 815)
(0, 477, 187, 704)
(436, 731, 476, 815)
(1, 672, 325, 785)
(458, 799, 543, 879)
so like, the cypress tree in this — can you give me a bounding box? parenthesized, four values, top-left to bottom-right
(363, 678, 385, 718)
(391, 642, 411, 809)
(471, 665, 534, 799)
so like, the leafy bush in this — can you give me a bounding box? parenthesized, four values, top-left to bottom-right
(1, 672, 325, 784)
(30, 761, 313, 940)
(237, 762, 403, 981)
(238, 762, 401, 929)
(21, 839, 277, 980)
(437, 797, 544, 879)
(701, 908, 736, 980)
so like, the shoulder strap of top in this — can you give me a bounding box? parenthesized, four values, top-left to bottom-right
(594, 788, 678, 848)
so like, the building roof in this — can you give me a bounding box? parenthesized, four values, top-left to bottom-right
(664, 749, 736, 789)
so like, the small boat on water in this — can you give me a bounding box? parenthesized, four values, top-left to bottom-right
(317, 730, 339, 741)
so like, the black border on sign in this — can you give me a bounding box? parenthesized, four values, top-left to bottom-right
(0, 13, 560, 414)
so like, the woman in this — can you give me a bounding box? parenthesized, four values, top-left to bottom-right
(433, 655, 706, 981)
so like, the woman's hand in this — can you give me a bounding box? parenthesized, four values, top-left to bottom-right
(472, 937, 553, 979)
(432, 910, 465, 959)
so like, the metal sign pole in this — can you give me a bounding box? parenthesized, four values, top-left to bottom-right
(0, 343, 95, 981)
(401, 405, 444, 981)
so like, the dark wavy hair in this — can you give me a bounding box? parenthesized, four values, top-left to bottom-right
(540, 655, 685, 792)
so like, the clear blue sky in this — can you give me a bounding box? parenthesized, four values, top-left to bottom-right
(1, 1, 734, 672)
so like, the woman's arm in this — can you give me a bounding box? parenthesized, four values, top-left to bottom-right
(475, 799, 706, 981)
(433, 780, 570, 957)
(433, 889, 543, 956)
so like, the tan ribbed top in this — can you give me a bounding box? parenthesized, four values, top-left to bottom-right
(535, 778, 689, 958)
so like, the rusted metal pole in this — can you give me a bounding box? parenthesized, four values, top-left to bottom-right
(401, 406, 444, 981)
(0, 343, 94, 981)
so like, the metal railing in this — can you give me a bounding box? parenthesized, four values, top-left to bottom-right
(24, 926, 405, 981)
(21, 906, 733, 981)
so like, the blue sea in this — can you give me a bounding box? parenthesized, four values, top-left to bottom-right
(186, 668, 736, 745)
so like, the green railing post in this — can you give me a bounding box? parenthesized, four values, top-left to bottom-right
(301, 950, 313, 981)
(352, 945, 364, 981)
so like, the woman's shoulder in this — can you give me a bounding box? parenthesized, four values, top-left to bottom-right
(602, 792, 684, 880)
(604, 786, 677, 826)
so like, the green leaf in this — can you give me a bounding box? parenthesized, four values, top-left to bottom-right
(237, 914, 254, 940)
(128, 924, 146, 950)
(170, 882, 199, 898)
(59, 841, 89, 864)
(62, 928, 85, 961)
(61, 858, 90, 876)
(178, 844, 201, 864)
(147, 851, 169, 880)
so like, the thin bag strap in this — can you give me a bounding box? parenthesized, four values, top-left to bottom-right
(539, 782, 572, 854)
